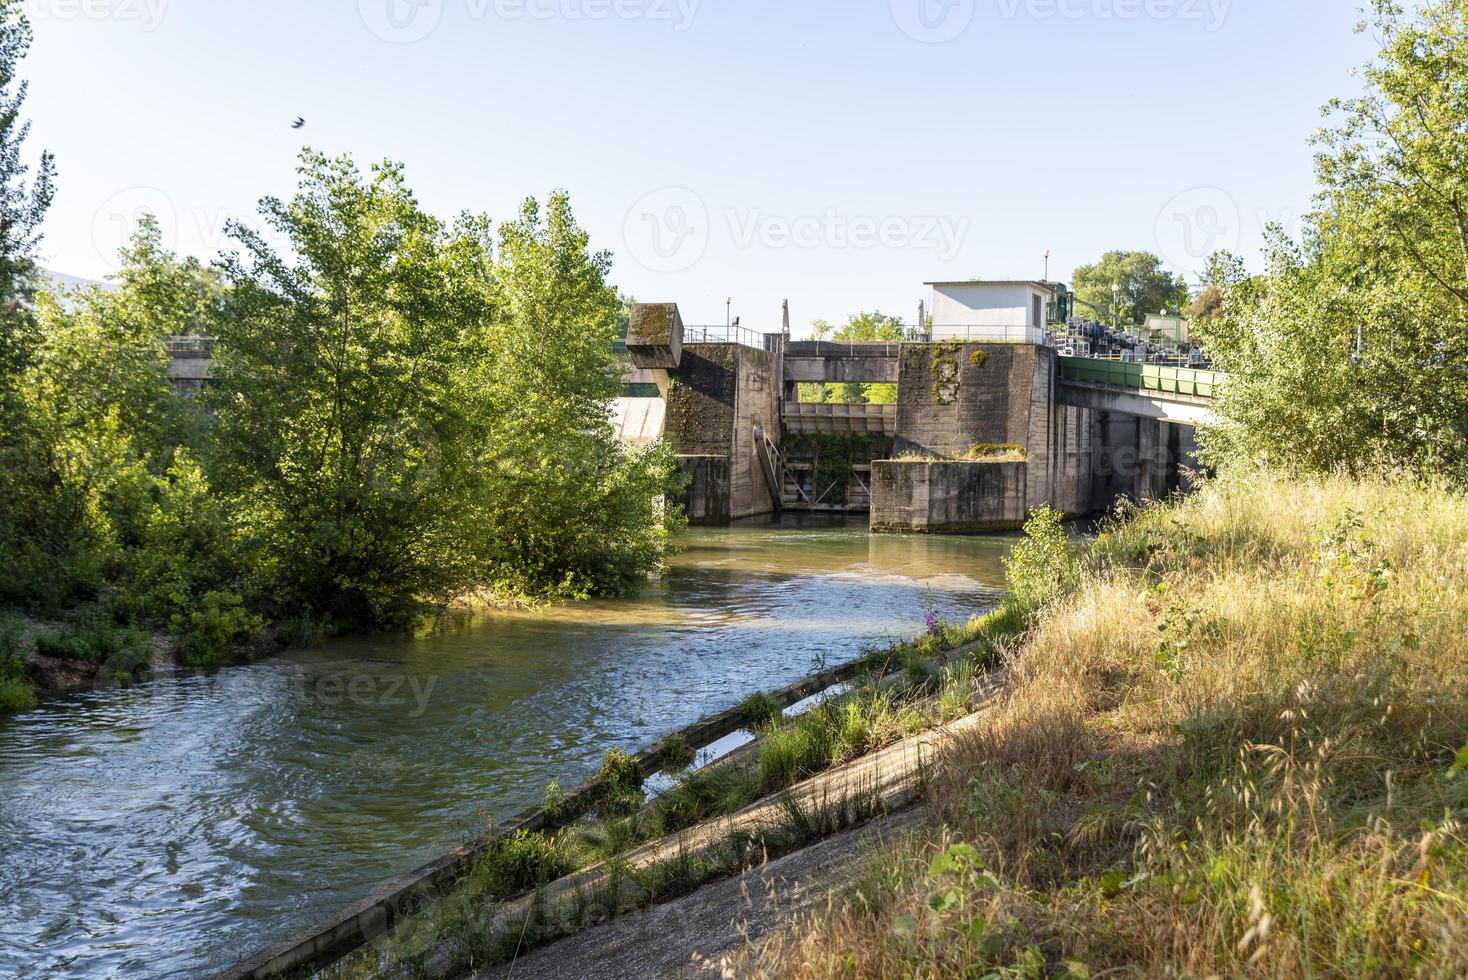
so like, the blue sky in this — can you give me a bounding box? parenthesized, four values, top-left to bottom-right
(25, 0, 1373, 330)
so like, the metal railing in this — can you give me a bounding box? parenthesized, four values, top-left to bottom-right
(165, 336, 216, 354)
(683, 324, 781, 349)
(1058, 357, 1222, 399)
(924, 324, 1051, 344)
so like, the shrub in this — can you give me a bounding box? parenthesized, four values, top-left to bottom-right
(475, 830, 576, 898)
(171, 590, 264, 667)
(659, 732, 695, 772)
(34, 615, 151, 673)
(739, 690, 785, 729)
(595, 747, 645, 819)
(0, 619, 35, 712)
(1002, 506, 1078, 616)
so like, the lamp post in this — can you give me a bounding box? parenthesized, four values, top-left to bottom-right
(1043, 248, 1051, 282)
(725, 296, 732, 330)
(1111, 283, 1120, 330)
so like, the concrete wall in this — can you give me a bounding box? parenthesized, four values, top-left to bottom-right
(892, 342, 1049, 460)
(663, 343, 780, 524)
(870, 460, 1028, 533)
(678, 455, 732, 525)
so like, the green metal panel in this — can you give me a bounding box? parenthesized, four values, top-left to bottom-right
(1058, 356, 1220, 399)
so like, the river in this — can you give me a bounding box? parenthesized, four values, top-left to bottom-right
(0, 517, 1014, 978)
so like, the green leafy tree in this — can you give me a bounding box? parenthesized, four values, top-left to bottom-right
(472, 193, 686, 600)
(0, 0, 59, 601)
(1197, 0, 1468, 478)
(208, 151, 499, 628)
(1072, 250, 1189, 327)
(0, 222, 229, 611)
(804, 311, 904, 403)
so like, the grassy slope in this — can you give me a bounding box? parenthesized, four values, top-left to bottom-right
(735, 472, 1468, 978)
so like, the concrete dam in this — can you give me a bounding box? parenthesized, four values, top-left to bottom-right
(619, 297, 1217, 532)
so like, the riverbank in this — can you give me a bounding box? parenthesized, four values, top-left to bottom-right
(0, 609, 286, 711)
(724, 471, 1468, 977)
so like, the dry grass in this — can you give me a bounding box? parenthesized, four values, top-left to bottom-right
(727, 471, 1468, 979)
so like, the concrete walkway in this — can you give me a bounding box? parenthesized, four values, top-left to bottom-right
(478, 808, 927, 980)
(452, 707, 990, 973)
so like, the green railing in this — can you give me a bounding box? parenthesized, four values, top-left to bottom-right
(1058, 357, 1221, 399)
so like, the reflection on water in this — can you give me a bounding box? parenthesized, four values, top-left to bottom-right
(0, 517, 1013, 978)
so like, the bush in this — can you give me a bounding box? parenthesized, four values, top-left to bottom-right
(171, 590, 264, 667)
(595, 747, 645, 819)
(659, 732, 694, 772)
(475, 830, 576, 898)
(1002, 506, 1079, 616)
(34, 615, 151, 673)
(0, 618, 35, 712)
(739, 690, 785, 729)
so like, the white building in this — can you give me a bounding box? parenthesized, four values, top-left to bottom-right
(926, 280, 1054, 345)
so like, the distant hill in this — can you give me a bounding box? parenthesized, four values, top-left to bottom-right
(41, 267, 114, 294)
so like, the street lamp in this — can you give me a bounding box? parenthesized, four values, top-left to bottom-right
(1111, 283, 1121, 330)
(1043, 249, 1051, 282)
(725, 296, 732, 329)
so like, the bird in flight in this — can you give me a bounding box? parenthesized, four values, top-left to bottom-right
(292, 117, 306, 130)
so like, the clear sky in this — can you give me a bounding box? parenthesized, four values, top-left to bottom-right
(24, 0, 1373, 331)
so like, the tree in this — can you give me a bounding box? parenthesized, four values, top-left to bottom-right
(0, 222, 226, 611)
(471, 193, 684, 600)
(1071, 251, 1189, 326)
(1183, 251, 1246, 326)
(208, 151, 499, 628)
(804, 311, 904, 403)
(1196, 0, 1468, 478)
(209, 155, 684, 627)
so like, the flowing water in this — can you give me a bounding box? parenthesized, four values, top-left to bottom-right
(0, 517, 1014, 978)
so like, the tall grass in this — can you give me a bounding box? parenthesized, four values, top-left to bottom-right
(734, 471, 1468, 978)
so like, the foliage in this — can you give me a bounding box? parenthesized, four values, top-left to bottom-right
(658, 731, 694, 772)
(1071, 250, 1189, 326)
(739, 690, 785, 728)
(34, 615, 151, 673)
(0, 220, 236, 623)
(1001, 506, 1078, 615)
(1196, 2, 1468, 478)
(594, 746, 645, 818)
(0, 616, 33, 712)
(172, 590, 264, 667)
(207, 151, 498, 629)
(804, 310, 905, 403)
(735, 471, 1468, 978)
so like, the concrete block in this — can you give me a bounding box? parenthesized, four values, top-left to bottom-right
(626, 303, 684, 370)
(870, 459, 1028, 533)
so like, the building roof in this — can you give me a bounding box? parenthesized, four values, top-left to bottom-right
(924, 279, 1056, 295)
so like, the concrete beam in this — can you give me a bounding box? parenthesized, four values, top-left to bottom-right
(782, 341, 900, 384)
(1057, 380, 1215, 426)
(626, 303, 684, 370)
